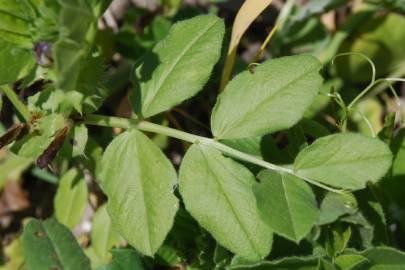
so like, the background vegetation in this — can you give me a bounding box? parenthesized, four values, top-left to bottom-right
(1, 0, 405, 269)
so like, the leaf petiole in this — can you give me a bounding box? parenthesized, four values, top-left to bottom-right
(0, 85, 31, 122)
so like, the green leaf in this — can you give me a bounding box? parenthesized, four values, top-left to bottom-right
(132, 14, 225, 118)
(26, 0, 60, 42)
(54, 168, 88, 229)
(318, 192, 358, 225)
(340, 212, 374, 248)
(304, 79, 342, 119)
(81, 138, 103, 176)
(28, 87, 82, 115)
(385, 128, 405, 200)
(0, 0, 32, 46)
(10, 114, 66, 159)
(179, 144, 273, 260)
(254, 170, 319, 243)
(99, 129, 178, 256)
(378, 112, 396, 144)
(0, 0, 31, 21)
(97, 249, 145, 270)
(229, 255, 320, 270)
(359, 247, 405, 269)
(336, 13, 405, 83)
(22, 218, 91, 270)
(335, 254, 368, 270)
(0, 40, 35, 84)
(355, 189, 389, 246)
(85, 247, 106, 269)
(294, 0, 348, 21)
(211, 55, 323, 139)
(59, 123, 88, 158)
(351, 98, 383, 137)
(54, 0, 100, 92)
(294, 133, 392, 190)
(91, 204, 124, 262)
(325, 223, 351, 257)
(39, 56, 107, 115)
(319, 258, 336, 270)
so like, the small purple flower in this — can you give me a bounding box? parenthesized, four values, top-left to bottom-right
(34, 42, 54, 67)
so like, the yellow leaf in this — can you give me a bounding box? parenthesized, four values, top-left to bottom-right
(220, 0, 273, 91)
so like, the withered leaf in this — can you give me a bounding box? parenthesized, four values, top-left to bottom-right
(36, 127, 69, 169)
(0, 124, 29, 149)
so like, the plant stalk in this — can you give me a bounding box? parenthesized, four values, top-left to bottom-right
(84, 114, 344, 194)
(0, 85, 31, 122)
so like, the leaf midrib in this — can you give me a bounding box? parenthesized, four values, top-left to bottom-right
(280, 174, 298, 240)
(142, 18, 220, 114)
(94, 208, 112, 259)
(133, 132, 154, 254)
(42, 222, 65, 269)
(200, 146, 261, 258)
(217, 60, 320, 138)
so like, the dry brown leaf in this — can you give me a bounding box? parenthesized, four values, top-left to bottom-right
(0, 181, 29, 216)
(220, 0, 273, 91)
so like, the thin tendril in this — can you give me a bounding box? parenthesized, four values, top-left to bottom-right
(352, 109, 376, 137)
(331, 52, 376, 110)
(332, 52, 376, 86)
(349, 78, 405, 110)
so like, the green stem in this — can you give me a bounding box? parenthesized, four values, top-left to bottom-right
(84, 114, 344, 194)
(0, 85, 31, 122)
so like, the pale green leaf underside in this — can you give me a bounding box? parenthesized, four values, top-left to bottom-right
(91, 204, 124, 261)
(179, 144, 273, 260)
(54, 168, 88, 229)
(211, 54, 323, 139)
(99, 129, 178, 256)
(294, 133, 392, 190)
(133, 14, 225, 118)
(22, 218, 91, 270)
(254, 170, 319, 243)
(10, 114, 66, 159)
